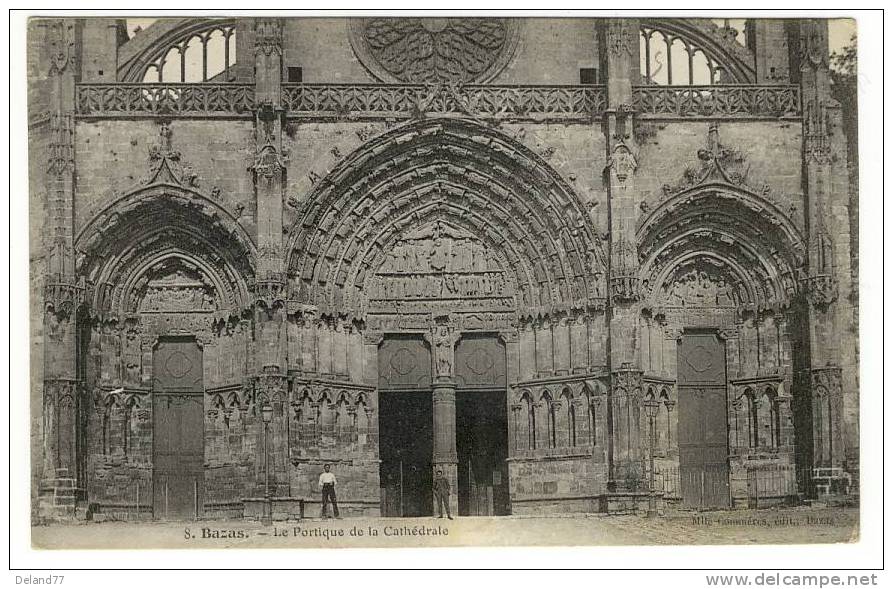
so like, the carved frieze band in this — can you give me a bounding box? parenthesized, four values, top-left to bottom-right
(283, 84, 606, 121)
(77, 83, 800, 120)
(75, 83, 608, 120)
(76, 84, 257, 116)
(632, 85, 802, 119)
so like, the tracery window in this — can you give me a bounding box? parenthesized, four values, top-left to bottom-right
(128, 20, 237, 83)
(641, 26, 721, 85)
(639, 19, 750, 85)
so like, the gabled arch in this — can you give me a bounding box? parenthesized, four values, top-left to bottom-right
(285, 119, 606, 320)
(75, 184, 256, 318)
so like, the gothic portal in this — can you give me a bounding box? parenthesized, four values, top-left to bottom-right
(30, 16, 858, 521)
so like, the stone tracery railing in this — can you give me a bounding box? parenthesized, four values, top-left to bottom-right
(76, 83, 256, 116)
(75, 83, 801, 120)
(282, 83, 607, 121)
(76, 83, 607, 120)
(632, 85, 801, 119)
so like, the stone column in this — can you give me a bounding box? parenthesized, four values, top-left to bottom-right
(250, 18, 290, 501)
(37, 18, 85, 519)
(604, 18, 645, 492)
(798, 20, 847, 473)
(430, 324, 459, 515)
(500, 329, 520, 460)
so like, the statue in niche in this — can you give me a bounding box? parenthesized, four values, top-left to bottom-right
(429, 228, 450, 272)
(667, 280, 685, 307)
(715, 278, 735, 306)
(433, 326, 454, 376)
(451, 239, 471, 272)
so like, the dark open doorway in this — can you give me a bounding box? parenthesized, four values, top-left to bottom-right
(456, 391, 510, 516)
(379, 391, 433, 517)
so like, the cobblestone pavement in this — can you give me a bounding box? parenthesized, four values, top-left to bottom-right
(32, 506, 857, 550)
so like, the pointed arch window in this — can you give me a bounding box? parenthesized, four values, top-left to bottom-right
(124, 20, 238, 83)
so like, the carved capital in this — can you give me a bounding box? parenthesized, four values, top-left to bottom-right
(497, 328, 520, 344)
(609, 276, 641, 303)
(253, 373, 288, 403)
(810, 366, 841, 396)
(44, 279, 90, 319)
(252, 274, 287, 312)
(363, 329, 384, 346)
(611, 363, 644, 395)
(802, 274, 838, 309)
(716, 326, 738, 341)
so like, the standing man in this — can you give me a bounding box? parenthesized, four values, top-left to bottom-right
(318, 463, 340, 519)
(434, 469, 453, 520)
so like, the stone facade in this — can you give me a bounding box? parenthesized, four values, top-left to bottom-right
(28, 17, 858, 522)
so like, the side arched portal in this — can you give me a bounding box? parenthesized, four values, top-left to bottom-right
(638, 183, 806, 509)
(74, 184, 256, 518)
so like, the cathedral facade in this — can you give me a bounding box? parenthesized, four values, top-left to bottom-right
(28, 17, 858, 521)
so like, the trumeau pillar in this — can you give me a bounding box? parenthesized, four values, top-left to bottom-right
(40, 18, 85, 518)
(798, 20, 846, 472)
(501, 328, 521, 460)
(429, 324, 459, 516)
(604, 19, 645, 492)
(250, 18, 289, 494)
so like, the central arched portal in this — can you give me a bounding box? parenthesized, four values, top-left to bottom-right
(372, 222, 512, 517)
(286, 119, 605, 517)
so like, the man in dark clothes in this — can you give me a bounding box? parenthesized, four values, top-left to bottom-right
(434, 469, 453, 519)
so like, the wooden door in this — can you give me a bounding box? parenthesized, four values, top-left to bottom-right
(152, 338, 204, 519)
(677, 332, 730, 509)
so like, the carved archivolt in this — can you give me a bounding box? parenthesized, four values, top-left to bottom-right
(75, 185, 256, 320)
(348, 18, 520, 84)
(286, 119, 605, 323)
